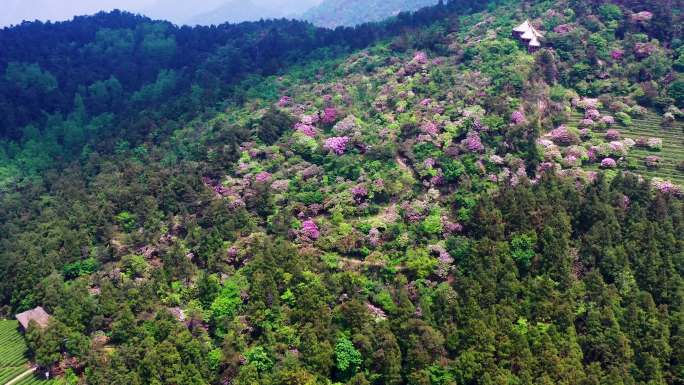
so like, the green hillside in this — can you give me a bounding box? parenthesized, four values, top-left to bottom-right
(0, 0, 682, 384)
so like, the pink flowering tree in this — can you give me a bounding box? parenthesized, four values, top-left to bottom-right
(461, 131, 484, 153)
(300, 219, 320, 242)
(295, 123, 317, 137)
(600, 158, 617, 168)
(324, 136, 350, 155)
(510, 111, 526, 125)
(321, 107, 338, 125)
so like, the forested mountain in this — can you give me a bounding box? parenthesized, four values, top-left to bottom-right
(303, 0, 441, 28)
(0, 0, 683, 384)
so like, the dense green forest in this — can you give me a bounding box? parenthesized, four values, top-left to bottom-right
(0, 0, 683, 384)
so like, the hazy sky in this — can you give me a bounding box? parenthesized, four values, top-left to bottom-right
(1, 0, 320, 27)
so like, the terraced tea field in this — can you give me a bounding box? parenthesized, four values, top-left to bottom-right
(0, 320, 54, 385)
(568, 112, 684, 186)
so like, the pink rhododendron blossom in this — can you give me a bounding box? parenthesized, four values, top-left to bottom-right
(652, 180, 682, 195)
(489, 155, 504, 165)
(647, 137, 662, 150)
(255, 172, 272, 183)
(611, 50, 624, 60)
(300, 114, 319, 125)
(295, 123, 317, 137)
(563, 155, 581, 167)
(549, 125, 578, 145)
(511, 111, 526, 125)
(631, 11, 653, 22)
(423, 158, 436, 168)
(601, 158, 617, 168)
(412, 51, 428, 64)
(227, 247, 239, 259)
(585, 109, 601, 120)
(301, 219, 320, 241)
(368, 228, 381, 247)
(321, 107, 338, 124)
(421, 121, 439, 136)
(271, 179, 290, 192)
(462, 131, 484, 152)
(601, 115, 615, 125)
(420, 98, 432, 106)
(579, 119, 595, 128)
(645, 155, 661, 168)
(324, 136, 350, 155)
(605, 129, 621, 140)
(351, 184, 368, 201)
(333, 115, 357, 135)
(277, 96, 292, 107)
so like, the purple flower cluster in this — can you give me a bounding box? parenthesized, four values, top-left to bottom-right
(600, 158, 617, 168)
(585, 109, 601, 121)
(421, 121, 439, 136)
(412, 51, 428, 65)
(277, 95, 292, 107)
(295, 123, 317, 137)
(351, 184, 368, 201)
(652, 180, 682, 195)
(324, 136, 350, 155)
(301, 219, 320, 241)
(605, 129, 621, 140)
(647, 137, 662, 150)
(645, 155, 661, 168)
(611, 50, 624, 60)
(321, 107, 338, 125)
(461, 131, 484, 153)
(601, 115, 615, 125)
(510, 111, 526, 125)
(368, 228, 381, 247)
(549, 125, 578, 145)
(420, 98, 432, 107)
(254, 171, 272, 183)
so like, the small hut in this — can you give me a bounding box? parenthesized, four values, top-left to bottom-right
(513, 20, 544, 52)
(16, 306, 50, 331)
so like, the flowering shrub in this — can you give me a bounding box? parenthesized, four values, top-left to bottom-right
(611, 50, 624, 60)
(600, 115, 615, 126)
(647, 137, 663, 151)
(321, 107, 338, 125)
(510, 111, 526, 125)
(563, 155, 581, 167)
(645, 155, 661, 168)
(333, 115, 357, 135)
(585, 109, 601, 121)
(324, 136, 350, 155)
(489, 155, 504, 165)
(412, 51, 428, 65)
(579, 119, 595, 129)
(609, 141, 627, 156)
(600, 158, 617, 168)
(421, 121, 439, 136)
(300, 114, 319, 125)
(605, 129, 620, 140)
(461, 131, 484, 152)
(277, 95, 292, 107)
(295, 123, 317, 137)
(300, 219, 320, 241)
(652, 179, 682, 195)
(549, 125, 579, 145)
(254, 171, 272, 183)
(420, 98, 432, 106)
(351, 184, 368, 202)
(271, 179, 290, 192)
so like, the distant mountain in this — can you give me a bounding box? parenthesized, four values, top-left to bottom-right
(186, 0, 322, 25)
(185, 0, 275, 25)
(302, 0, 441, 28)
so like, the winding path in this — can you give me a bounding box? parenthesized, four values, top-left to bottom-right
(3, 367, 36, 385)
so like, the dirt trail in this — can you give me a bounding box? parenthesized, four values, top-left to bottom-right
(4, 367, 36, 385)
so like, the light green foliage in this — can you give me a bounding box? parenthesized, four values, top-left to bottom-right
(245, 346, 273, 372)
(406, 248, 437, 279)
(510, 232, 537, 268)
(598, 4, 622, 21)
(422, 210, 443, 235)
(122, 254, 149, 277)
(210, 279, 242, 322)
(116, 211, 138, 232)
(334, 335, 361, 375)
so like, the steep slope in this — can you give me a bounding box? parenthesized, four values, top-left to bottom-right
(303, 0, 440, 28)
(0, 0, 683, 384)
